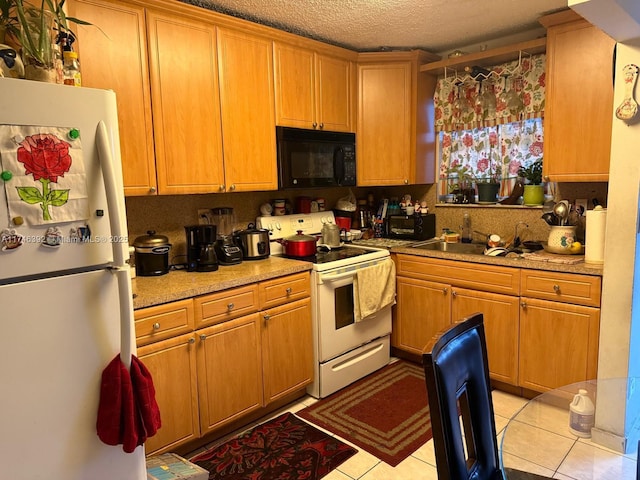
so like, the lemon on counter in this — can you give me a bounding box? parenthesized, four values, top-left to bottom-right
(569, 241, 582, 254)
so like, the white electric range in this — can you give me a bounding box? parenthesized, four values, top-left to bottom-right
(257, 212, 393, 398)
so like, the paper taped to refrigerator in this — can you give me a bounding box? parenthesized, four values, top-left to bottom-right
(0, 124, 89, 225)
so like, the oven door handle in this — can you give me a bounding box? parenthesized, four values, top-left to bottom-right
(318, 270, 356, 284)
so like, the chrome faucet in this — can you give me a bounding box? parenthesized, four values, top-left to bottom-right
(514, 221, 528, 248)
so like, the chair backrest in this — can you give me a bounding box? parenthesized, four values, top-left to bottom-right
(422, 313, 500, 480)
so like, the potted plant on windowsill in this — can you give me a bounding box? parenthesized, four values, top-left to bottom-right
(445, 163, 475, 204)
(518, 159, 544, 206)
(474, 159, 502, 204)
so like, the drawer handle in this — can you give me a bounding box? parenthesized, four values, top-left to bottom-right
(199, 334, 206, 341)
(227, 302, 235, 311)
(553, 284, 561, 294)
(286, 287, 292, 295)
(188, 337, 195, 344)
(263, 314, 271, 321)
(153, 322, 160, 330)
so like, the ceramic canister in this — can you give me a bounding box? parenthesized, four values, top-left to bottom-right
(547, 225, 577, 253)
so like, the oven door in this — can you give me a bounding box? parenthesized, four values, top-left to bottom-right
(315, 267, 392, 362)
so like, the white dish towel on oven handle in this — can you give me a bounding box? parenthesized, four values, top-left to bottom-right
(354, 258, 396, 322)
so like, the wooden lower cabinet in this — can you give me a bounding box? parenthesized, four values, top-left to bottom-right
(519, 297, 600, 392)
(393, 276, 451, 354)
(451, 288, 520, 385)
(196, 313, 264, 434)
(137, 332, 199, 455)
(262, 298, 313, 403)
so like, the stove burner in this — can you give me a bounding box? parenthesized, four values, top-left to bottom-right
(279, 246, 374, 264)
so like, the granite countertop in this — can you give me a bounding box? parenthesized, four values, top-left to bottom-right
(133, 256, 313, 310)
(390, 245, 604, 276)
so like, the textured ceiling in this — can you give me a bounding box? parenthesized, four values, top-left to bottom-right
(185, 0, 568, 53)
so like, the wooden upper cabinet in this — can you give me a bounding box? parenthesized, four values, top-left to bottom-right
(357, 51, 438, 187)
(274, 43, 354, 132)
(217, 28, 277, 192)
(146, 10, 225, 194)
(540, 11, 615, 182)
(68, 0, 157, 196)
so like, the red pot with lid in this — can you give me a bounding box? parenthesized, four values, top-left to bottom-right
(278, 230, 317, 257)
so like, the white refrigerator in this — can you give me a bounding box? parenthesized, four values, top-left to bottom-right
(0, 78, 146, 479)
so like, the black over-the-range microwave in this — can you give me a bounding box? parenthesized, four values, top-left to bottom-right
(276, 126, 356, 189)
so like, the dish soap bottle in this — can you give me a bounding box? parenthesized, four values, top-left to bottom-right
(569, 389, 595, 438)
(461, 213, 472, 243)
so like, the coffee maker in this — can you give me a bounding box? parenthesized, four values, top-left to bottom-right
(211, 207, 243, 265)
(185, 225, 219, 272)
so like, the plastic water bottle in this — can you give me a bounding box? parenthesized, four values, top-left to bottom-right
(461, 213, 472, 243)
(569, 389, 595, 438)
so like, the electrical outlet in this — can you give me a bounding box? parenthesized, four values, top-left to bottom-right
(197, 209, 212, 225)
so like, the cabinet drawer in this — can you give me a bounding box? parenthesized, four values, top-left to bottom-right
(134, 299, 194, 346)
(194, 284, 259, 327)
(395, 254, 520, 296)
(520, 270, 601, 307)
(259, 272, 311, 310)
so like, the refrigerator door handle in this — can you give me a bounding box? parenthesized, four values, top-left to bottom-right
(96, 120, 126, 267)
(96, 120, 133, 369)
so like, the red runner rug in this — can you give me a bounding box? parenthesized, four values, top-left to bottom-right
(296, 360, 431, 467)
(189, 412, 357, 479)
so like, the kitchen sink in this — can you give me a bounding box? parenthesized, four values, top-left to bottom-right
(410, 241, 487, 255)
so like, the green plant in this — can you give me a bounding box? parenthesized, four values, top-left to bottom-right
(445, 163, 474, 192)
(518, 159, 543, 185)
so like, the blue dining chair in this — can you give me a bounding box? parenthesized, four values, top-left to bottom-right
(423, 313, 552, 480)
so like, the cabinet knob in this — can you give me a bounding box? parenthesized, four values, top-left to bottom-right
(199, 334, 206, 341)
(188, 337, 195, 344)
(553, 284, 561, 294)
(521, 301, 527, 309)
(451, 290, 457, 298)
(149, 187, 156, 193)
(312, 122, 318, 128)
(404, 179, 409, 185)
(442, 287, 448, 295)
(152, 322, 160, 330)
(286, 287, 292, 295)
(319, 123, 324, 129)
(263, 314, 271, 321)
(219, 184, 225, 191)
(543, 175, 550, 182)
(227, 302, 235, 311)
(229, 184, 236, 191)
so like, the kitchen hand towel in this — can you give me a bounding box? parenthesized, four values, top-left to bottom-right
(96, 354, 138, 452)
(354, 258, 396, 322)
(130, 355, 161, 440)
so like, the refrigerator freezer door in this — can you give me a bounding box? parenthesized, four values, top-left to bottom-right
(0, 78, 127, 281)
(0, 269, 145, 480)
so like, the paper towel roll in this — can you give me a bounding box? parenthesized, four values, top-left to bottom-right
(585, 206, 606, 265)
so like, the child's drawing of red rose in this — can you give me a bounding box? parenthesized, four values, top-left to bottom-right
(15, 133, 73, 221)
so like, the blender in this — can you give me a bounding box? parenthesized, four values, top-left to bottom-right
(211, 207, 243, 265)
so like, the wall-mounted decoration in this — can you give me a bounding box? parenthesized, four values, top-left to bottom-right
(615, 64, 639, 124)
(0, 125, 89, 225)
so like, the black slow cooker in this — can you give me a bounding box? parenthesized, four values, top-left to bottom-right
(133, 231, 172, 276)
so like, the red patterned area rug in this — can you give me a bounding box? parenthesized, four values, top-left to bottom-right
(189, 412, 357, 479)
(296, 360, 431, 467)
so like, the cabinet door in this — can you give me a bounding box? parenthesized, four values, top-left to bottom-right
(451, 288, 520, 385)
(262, 298, 313, 403)
(217, 28, 277, 192)
(273, 43, 316, 129)
(137, 332, 199, 455)
(316, 54, 353, 132)
(147, 11, 225, 194)
(543, 19, 615, 181)
(357, 62, 412, 186)
(394, 276, 451, 355)
(519, 297, 600, 392)
(196, 313, 263, 434)
(68, 0, 156, 196)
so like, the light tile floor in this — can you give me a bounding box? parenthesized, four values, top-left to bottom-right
(191, 388, 639, 479)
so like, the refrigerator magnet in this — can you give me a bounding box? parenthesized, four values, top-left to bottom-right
(42, 226, 62, 248)
(1, 228, 23, 251)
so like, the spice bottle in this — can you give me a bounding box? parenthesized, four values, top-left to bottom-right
(63, 51, 82, 87)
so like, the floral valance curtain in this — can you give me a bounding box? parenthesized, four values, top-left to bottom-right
(434, 53, 546, 132)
